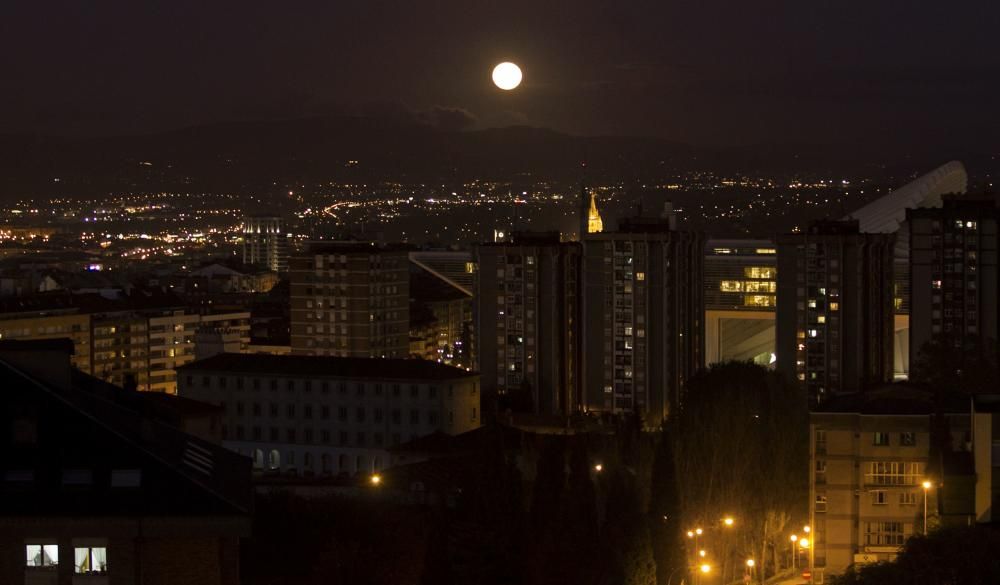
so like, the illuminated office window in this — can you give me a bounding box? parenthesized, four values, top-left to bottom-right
(720, 280, 743, 292)
(743, 295, 776, 307)
(744, 266, 776, 279)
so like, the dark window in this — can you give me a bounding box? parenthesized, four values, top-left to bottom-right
(304, 380, 312, 393)
(236, 425, 245, 439)
(338, 407, 348, 422)
(356, 383, 365, 396)
(322, 429, 331, 443)
(356, 432, 366, 446)
(270, 427, 279, 441)
(375, 384, 383, 396)
(873, 432, 890, 446)
(392, 384, 401, 397)
(252, 426, 262, 440)
(270, 379, 278, 391)
(375, 433, 384, 447)
(410, 409, 420, 424)
(356, 408, 366, 423)
(186, 375, 193, 386)
(253, 378, 261, 390)
(304, 428, 314, 443)
(286, 380, 295, 391)
(410, 385, 419, 398)
(269, 403, 278, 417)
(374, 408, 383, 423)
(321, 381, 329, 393)
(286, 404, 296, 418)
(428, 386, 437, 399)
(236, 378, 244, 390)
(340, 431, 349, 446)
(219, 377, 227, 388)
(304, 405, 313, 419)
(252, 403, 261, 416)
(321, 406, 330, 420)
(900, 432, 917, 446)
(236, 401, 244, 415)
(286, 428, 296, 442)
(391, 409, 401, 425)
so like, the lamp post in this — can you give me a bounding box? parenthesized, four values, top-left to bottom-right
(790, 535, 798, 570)
(922, 480, 932, 535)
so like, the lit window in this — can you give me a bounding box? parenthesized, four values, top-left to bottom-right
(744, 266, 776, 279)
(817, 315, 826, 324)
(636, 272, 645, 281)
(830, 302, 839, 311)
(873, 432, 890, 446)
(755, 248, 776, 255)
(720, 280, 743, 292)
(74, 546, 107, 574)
(808, 329, 818, 338)
(26, 544, 59, 567)
(743, 295, 776, 307)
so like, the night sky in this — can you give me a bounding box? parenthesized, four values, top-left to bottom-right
(1, 1, 998, 150)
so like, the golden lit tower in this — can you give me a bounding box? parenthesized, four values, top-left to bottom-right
(588, 191, 604, 233)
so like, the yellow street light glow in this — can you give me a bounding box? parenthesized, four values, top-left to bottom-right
(699, 550, 707, 558)
(790, 534, 798, 542)
(594, 463, 603, 472)
(746, 559, 756, 568)
(922, 480, 932, 489)
(370, 474, 382, 486)
(799, 538, 810, 548)
(700, 564, 711, 574)
(687, 531, 695, 538)
(803, 525, 811, 534)
(695, 528, 703, 536)
(724, 517, 735, 526)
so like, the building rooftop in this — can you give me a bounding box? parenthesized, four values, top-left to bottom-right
(814, 383, 970, 415)
(178, 352, 478, 381)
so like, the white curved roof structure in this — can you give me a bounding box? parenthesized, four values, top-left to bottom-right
(845, 161, 968, 233)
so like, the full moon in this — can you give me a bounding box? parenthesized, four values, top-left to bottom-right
(492, 62, 522, 90)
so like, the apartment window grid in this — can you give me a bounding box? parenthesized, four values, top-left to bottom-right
(864, 521, 906, 546)
(865, 461, 923, 486)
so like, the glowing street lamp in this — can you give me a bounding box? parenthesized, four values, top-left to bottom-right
(699, 549, 707, 558)
(695, 528, 703, 536)
(687, 530, 695, 538)
(723, 516, 735, 527)
(746, 559, 755, 568)
(790, 534, 798, 569)
(594, 463, 603, 473)
(370, 474, 382, 486)
(799, 538, 810, 549)
(700, 564, 711, 574)
(803, 525, 811, 534)
(922, 480, 933, 534)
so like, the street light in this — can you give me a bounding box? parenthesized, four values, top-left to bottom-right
(790, 534, 798, 570)
(699, 549, 707, 558)
(799, 538, 810, 549)
(922, 480, 933, 535)
(687, 530, 695, 538)
(723, 516, 735, 527)
(746, 559, 755, 568)
(803, 525, 811, 534)
(370, 474, 382, 486)
(594, 463, 603, 472)
(696, 528, 703, 536)
(700, 564, 711, 574)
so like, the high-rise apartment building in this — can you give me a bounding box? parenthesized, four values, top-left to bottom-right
(581, 216, 704, 425)
(290, 242, 409, 358)
(907, 197, 999, 362)
(242, 216, 288, 272)
(777, 221, 895, 406)
(474, 232, 582, 416)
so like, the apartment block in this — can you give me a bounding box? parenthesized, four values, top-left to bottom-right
(777, 221, 895, 406)
(907, 197, 999, 362)
(809, 388, 971, 582)
(474, 232, 582, 417)
(582, 216, 704, 425)
(290, 243, 409, 358)
(177, 353, 480, 477)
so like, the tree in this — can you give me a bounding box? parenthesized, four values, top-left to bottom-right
(649, 425, 686, 585)
(598, 466, 658, 585)
(830, 526, 1000, 585)
(673, 361, 808, 582)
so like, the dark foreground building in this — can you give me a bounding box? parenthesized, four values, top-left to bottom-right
(0, 340, 252, 585)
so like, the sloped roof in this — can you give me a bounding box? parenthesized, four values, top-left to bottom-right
(178, 352, 478, 381)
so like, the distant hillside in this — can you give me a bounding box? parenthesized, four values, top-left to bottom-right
(0, 116, 985, 201)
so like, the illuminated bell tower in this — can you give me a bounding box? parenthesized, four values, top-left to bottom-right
(580, 185, 603, 236)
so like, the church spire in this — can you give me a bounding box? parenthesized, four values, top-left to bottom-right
(587, 191, 603, 233)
